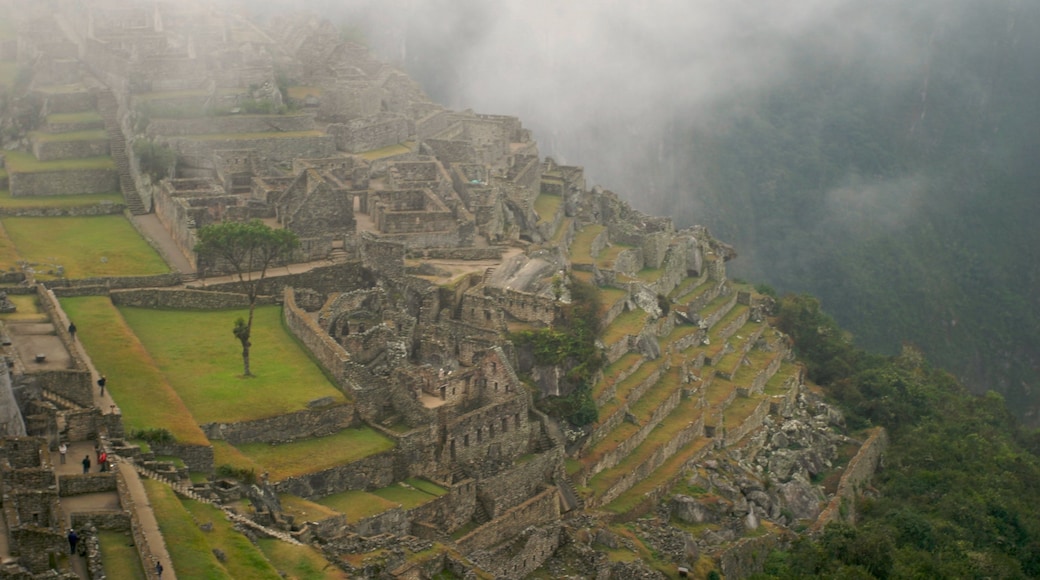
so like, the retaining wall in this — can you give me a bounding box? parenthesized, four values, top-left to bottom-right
(9, 167, 118, 196)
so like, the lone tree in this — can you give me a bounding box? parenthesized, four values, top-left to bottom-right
(194, 220, 299, 376)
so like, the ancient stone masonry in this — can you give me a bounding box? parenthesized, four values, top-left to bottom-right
(0, 438, 65, 575)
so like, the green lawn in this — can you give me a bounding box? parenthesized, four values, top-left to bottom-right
(0, 191, 122, 209)
(278, 494, 340, 523)
(46, 111, 104, 125)
(142, 479, 234, 579)
(359, 142, 413, 161)
(569, 224, 606, 265)
(371, 478, 447, 509)
(316, 489, 398, 523)
(234, 427, 395, 481)
(2, 150, 114, 172)
(602, 308, 647, 346)
(184, 130, 324, 141)
(256, 538, 347, 580)
(60, 296, 209, 445)
(533, 193, 562, 224)
(119, 306, 346, 424)
(2, 216, 168, 278)
(287, 86, 322, 100)
(98, 531, 147, 580)
(182, 500, 283, 579)
(0, 220, 19, 270)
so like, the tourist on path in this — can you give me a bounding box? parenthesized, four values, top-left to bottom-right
(155, 560, 164, 578)
(81, 455, 91, 473)
(58, 442, 67, 464)
(98, 450, 108, 472)
(67, 529, 78, 554)
(97, 375, 106, 396)
(68, 322, 77, 340)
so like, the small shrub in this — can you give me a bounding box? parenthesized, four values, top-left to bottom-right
(215, 464, 257, 485)
(128, 427, 175, 445)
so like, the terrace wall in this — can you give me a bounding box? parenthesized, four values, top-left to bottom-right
(273, 450, 397, 499)
(110, 288, 277, 310)
(146, 114, 316, 137)
(283, 288, 350, 386)
(812, 427, 888, 532)
(31, 138, 110, 162)
(8, 167, 118, 196)
(148, 442, 213, 474)
(58, 472, 118, 496)
(0, 201, 125, 217)
(168, 134, 336, 166)
(201, 404, 356, 445)
(456, 486, 560, 553)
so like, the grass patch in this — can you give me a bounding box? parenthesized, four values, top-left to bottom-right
(603, 428, 713, 514)
(765, 363, 800, 395)
(359, 142, 413, 161)
(596, 244, 630, 269)
(371, 478, 446, 509)
(635, 266, 665, 284)
(46, 111, 104, 125)
(212, 440, 262, 474)
(60, 296, 209, 445)
(316, 490, 398, 523)
(234, 427, 394, 481)
(593, 353, 642, 402)
(256, 538, 346, 580)
(29, 129, 107, 143)
(2, 150, 114, 173)
(597, 286, 628, 316)
(0, 220, 16, 269)
(143, 479, 234, 579)
(723, 394, 765, 425)
(601, 308, 646, 346)
(0, 190, 122, 209)
(698, 292, 734, 319)
(183, 130, 324, 141)
(0, 294, 45, 322)
(569, 224, 605, 265)
(3, 216, 168, 278)
(98, 530, 147, 580)
(119, 306, 345, 424)
(533, 193, 562, 224)
(674, 278, 714, 305)
(278, 494, 340, 522)
(286, 86, 322, 100)
(182, 500, 283, 579)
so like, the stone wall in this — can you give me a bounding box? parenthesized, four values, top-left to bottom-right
(446, 398, 530, 466)
(149, 442, 213, 474)
(146, 114, 316, 137)
(58, 472, 118, 496)
(168, 134, 336, 166)
(110, 288, 278, 310)
(718, 532, 780, 580)
(70, 511, 130, 532)
(32, 370, 93, 409)
(353, 506, 409, 537)
(456, 486, 560, 553)
(64, 408, 102, 442)
(115, 464, 166, 579)
(200, 403, 356, 445)
(0, 201, 125, 217)
(329, 115, 410, 153)
(38, 90, 95, 115)
(9, 167, 118, 196)
(273, 450, 397, 499)
(471, 523, 561, 579)
(44, 273, 182, 292)
(31, 137, 110, 162)
(408, 480, 477, 535)
(477, 448, 561, 518)
(812, 427, 888, 533)
(283, 288, 351, 386)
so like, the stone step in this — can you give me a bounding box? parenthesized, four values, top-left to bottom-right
(41, 388, 84, 410)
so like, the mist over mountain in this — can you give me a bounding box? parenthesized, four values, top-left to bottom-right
(258, 0, 1040, 422)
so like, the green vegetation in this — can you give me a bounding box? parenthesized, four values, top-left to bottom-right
(533, 193, 562, 224)
(1, 150, 114, 172)
(359, 142, 413, 161)
(234, 427, 395, 481)
(2, 216, 169, 278)
(45, 111, 104, 125)
(97, 531, 147, 580)
(29, 129, 106, 142)
(119, 306, 341, 423)
(371, 478, 447, 509)
(317, 489, 398, 522)
(513, 278, 604, 426)
(255, 539, 347, 580)
(60, 296, 209, 444)
(142, 479, 233, 579)
(752, 295, 1040, 578)
(186, 130, 323, 141)
(132, 139, 176, 183)
(182, 500, 283, 579)
(568, 224, 605, 265)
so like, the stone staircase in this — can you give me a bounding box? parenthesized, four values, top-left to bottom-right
(41, 388, 84, 410)
(125, 457, 303, 546)
(96, 90, 148, 215)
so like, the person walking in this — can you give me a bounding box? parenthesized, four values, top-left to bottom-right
(98, 450, 108, 472)
(155, 560, 164, 578)
(68, 322, 77, 340)
(58, 442, 67, 464)
(81, 454, 91, 474)
(97, 375, 106, 396)
(67, 529, 78, 554)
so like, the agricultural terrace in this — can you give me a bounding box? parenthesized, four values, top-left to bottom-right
(1, 216, 169, 278)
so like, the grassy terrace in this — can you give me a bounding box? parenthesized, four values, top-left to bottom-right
(29, 129, 107, 142)
(98, 531, 147, 580)
(183, 500, 284, 579)
(360, 142, 415, 161)
(0, 294, 46, 323)
(119, 306, 346, 423)
(704, 374, 735, 408)
(0, 191, 122, 209)
(287, 86, 322, 100)
(732, 347, 779, 384)
(1, 150, 115, 172)
(34, 84, 88, 95)
(278, 494, 340, 523)
(318, 490, 398, 523)
(183, 130, 324, 141)
(256, 539, 346, 580)
(533, 193, 562, 224)
(235, 427, 394, 481)
(597, 286, 628, 317)
(61, 297, 209, 444)
(601, 308, 646, 346)
(586, 360, 670, 468)
(143, 479, 237, 579)
(603, 434, 713, 515)
(609, 357, 665, 413)
(709, 306, 752, 342)
(765, 362, 800, 395)
(589, 396, 704, 499)
(674, 277, 714, 305)
(635, 266, 665, 284)
(3, 216, 168, 279)
(569, 224, 606, 265)
(593, 352, 643, 402)
(723, 393, 766, 426)
(697, 292, 734, 320)
(0, 220, 19, 268)
(372, 478, 448, 509)
(551, 216, 573, 245)
(596, 244, 630, 270)
(46, 111, 104, 125)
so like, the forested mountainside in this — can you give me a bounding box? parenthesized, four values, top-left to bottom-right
(399, 0, 1040, 424)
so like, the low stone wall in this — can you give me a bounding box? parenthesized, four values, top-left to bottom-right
(408, 480, 477, 535)
(115, 465, 165, 579)
(146, 114, 316, 137)
(35, 370, 93, 409)
(70, 511, 131, 532)
(44, 273, 182, 291)
(283, 288, 350, 386)
(457, 486, 560, 554)
(405, 247, 505, 260)
(471, 523, 562, 579)
(353, 506, 409, 537)
(9, 167, 118, 196)
(718, 532, 780, 580)
(723, 399, 771, 447)
(588, 387, 682, 479)
(169, 134, 336, 166)
(478, 448, 562, 518)
(812, 427, 888, 533)
(149, 442, 214, 474)
(64, 408, 101, 442)
(273, 450, 397, 500)
(59, 472, 118, 496)
(201, 404, 356, 445)
(39, 90, 95, 114)
(110, 288, 277, 310)
(587, 363, 664, 450)
(32, 137, 109, 162)
(0, 201, 125, 217)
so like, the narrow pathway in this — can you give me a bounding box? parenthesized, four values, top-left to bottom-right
(114, 459, 177, 580)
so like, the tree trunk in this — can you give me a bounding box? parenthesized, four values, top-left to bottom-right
(242, 300, 257, 377)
